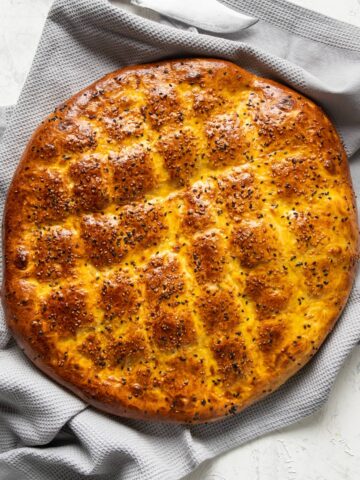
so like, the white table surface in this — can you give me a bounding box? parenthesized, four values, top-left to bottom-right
(1, 1, 360, 479)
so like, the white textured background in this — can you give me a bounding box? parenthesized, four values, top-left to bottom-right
(0, 1, 360, 479)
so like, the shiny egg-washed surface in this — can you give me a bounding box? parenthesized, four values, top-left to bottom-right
(3, 59, 359, 423)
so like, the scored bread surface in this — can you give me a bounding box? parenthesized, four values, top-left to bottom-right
(2, 59, 359, 423)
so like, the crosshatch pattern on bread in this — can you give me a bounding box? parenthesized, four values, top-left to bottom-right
(2, 59, 359, 423)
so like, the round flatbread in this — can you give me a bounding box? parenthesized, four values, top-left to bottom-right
(3, 59, 359, 423)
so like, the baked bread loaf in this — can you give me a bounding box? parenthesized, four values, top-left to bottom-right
(2, 59, 358, 423)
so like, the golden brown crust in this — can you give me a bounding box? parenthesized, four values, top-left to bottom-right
(2, 58, 359, 424)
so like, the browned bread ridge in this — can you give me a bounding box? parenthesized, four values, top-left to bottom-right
(2, 58, 359, 423)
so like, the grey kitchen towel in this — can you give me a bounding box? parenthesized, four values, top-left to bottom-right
(0, 106, 14, 144)
(1, 0, 360, 479)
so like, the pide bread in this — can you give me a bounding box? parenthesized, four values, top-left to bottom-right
(2, 59, 359, 423)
